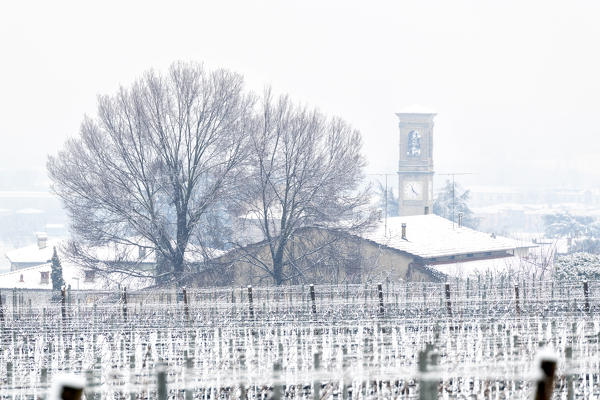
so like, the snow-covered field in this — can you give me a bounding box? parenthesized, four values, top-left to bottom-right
(0, 281, 598, 398)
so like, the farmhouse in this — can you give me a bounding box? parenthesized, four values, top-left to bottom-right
(190, 214, 535, 286)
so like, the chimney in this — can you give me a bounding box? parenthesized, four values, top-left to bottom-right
(458, 212, 463, 228)
(36, 232, 48, 250)
(401, 223, 407, 240)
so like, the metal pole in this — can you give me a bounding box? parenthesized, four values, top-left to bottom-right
(385, 174, 388, 236)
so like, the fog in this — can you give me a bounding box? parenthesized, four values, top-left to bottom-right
(1, 1, 599, 192)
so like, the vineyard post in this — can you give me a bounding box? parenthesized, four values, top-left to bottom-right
(566, 347, 573, 400)
(247, 285, 254, 320)
(418, 344, 437, 400)
(12, 288, 16, 320)
(310, 284, 317, 316)
(61, 286, 66, 320)
(445, 283, 451, 316)
(378, 283, 384, 316)
(534, 356, 556, 400)
(313, 352, 321, 400)
(342, 345, 350, 399)
(122, 287, 127, 322)
(0, 289, 4, 325)
(184, 350, 193, 400)
(272, 361, 282, 400)
(583, 281, 589, 313)
(514, 285, 520, 315)
(157, 363, 167, 400)
(41, 367, 48, 385)
(85, 369, 95, 399)
(54, 376, 85, 400)
(6, 361, 12, 386)
(183, 287, 189, 322)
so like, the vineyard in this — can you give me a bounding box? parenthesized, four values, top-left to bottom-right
(0, 278, 599, 399)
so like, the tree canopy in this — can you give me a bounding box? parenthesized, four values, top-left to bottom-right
(433, 180, 479, 229)
(233, 92, 372, 285)
(543, 212, 600, 238)
(48, 62, 254, 285)
(49, 63, 371, 286)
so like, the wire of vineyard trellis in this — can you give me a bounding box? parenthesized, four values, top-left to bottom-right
(0, 279, 598, 399)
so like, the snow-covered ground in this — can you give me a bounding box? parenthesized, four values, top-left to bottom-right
(1, 282, 598, 398)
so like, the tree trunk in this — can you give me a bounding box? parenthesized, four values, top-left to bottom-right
(172, 210, 188, 286)
(272, 246, 285, 285)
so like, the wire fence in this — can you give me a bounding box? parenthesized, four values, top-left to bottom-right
(0, 279, 598, 399)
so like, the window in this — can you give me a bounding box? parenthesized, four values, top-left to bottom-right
(40, 271, 49, 284)
(407, 130, 421, 157)
(84, 270, 95, 283)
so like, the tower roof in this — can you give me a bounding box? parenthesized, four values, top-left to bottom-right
(396, 104, 436, 115)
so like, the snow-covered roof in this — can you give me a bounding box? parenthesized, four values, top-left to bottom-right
(5, 239, 65, 264)
(396, 105, 436, 114)
(6, 236, 225, 266)
(0, 262, 154, 290)
(360, 215, 536, 259)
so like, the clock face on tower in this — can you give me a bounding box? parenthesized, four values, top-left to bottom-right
(403, 181, 423, 200)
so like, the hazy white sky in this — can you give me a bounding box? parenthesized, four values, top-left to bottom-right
(1, 0, 599, 189)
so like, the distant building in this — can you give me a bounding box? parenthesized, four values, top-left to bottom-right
(4, 232, 225, 288)
(193, 215, 536, 286)
(396, 109, 436, 216)
(0, 261, 154, 291)
(5, 232, 60, 271)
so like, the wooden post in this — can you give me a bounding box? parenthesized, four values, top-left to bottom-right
(54, 374, 85, 400)
(310, 284, 317, 316)
(514, 285, 520, 315)
(61, 286, 66, 320)
(313, 352, 321, 400)
(0, 290, 4, 324)
(184, 350, 193, 400)
(445, 283, 451, 316)
(157, 363, 167, 400)
(418, 344, 437, 400)
(272, 361, 282, 400)
(247, 285, 254, 320)
(377, 283, 385, 316)
(566, 347, 574, 400)
(534, 356, 556, 400)
(183, 287, 189, 321)
(583, 281, 590, 313)
(122, 287, 127, 322)
(6, 361, 12, 386)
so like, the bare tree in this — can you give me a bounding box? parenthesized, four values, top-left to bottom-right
(48, 62, 254, 285)
(235, 91, 373, 285)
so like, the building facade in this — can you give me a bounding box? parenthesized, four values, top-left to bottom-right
(397, 111, 436, 216)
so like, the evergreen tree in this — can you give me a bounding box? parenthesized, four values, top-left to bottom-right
(433, 180, 479, 229)
(50, 247, 65, 291)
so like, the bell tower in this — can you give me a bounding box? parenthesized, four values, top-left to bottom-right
(396, 110, 436, 216)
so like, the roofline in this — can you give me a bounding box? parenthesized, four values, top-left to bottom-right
(422, 252, 514, 266)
